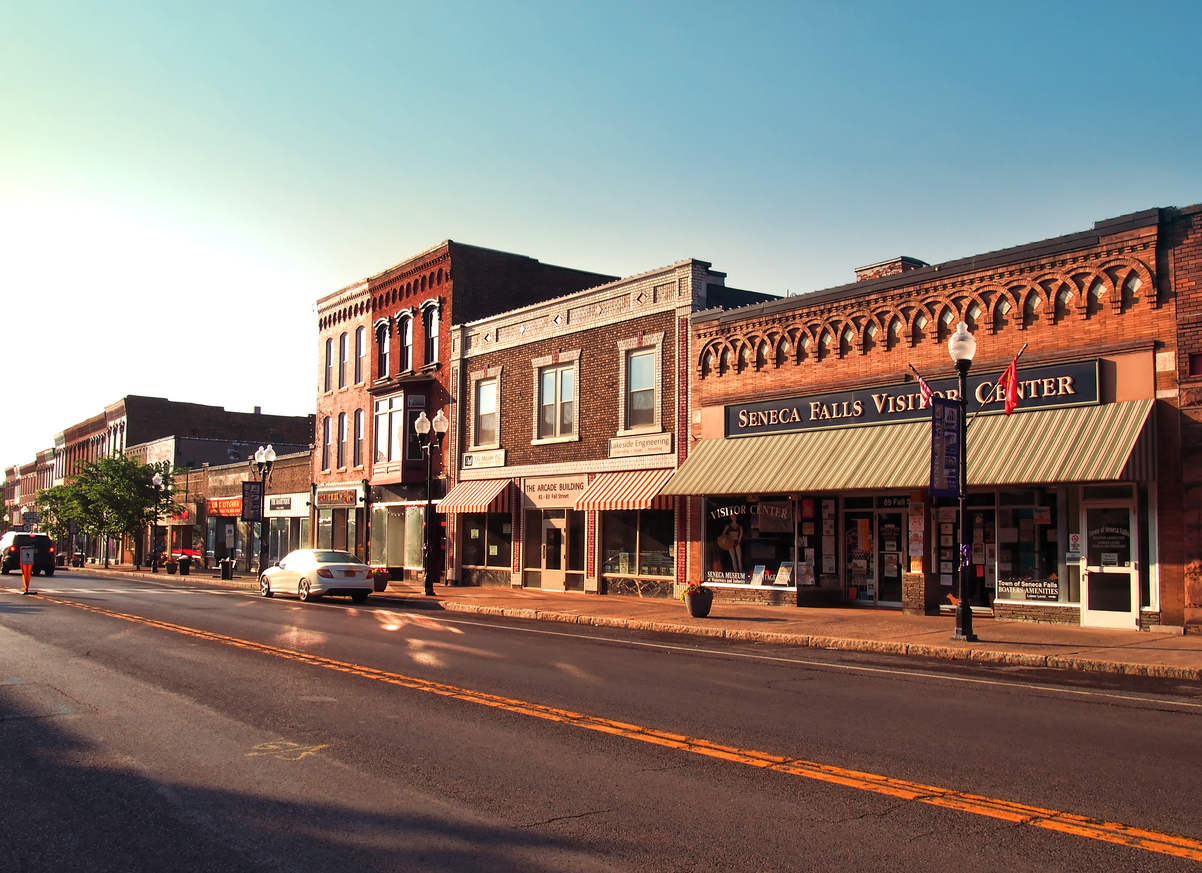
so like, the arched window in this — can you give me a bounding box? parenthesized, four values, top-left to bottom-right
(354, 326, 366, 384)
(376, 323, 390, 378)
(324, 338, 333, 392)
(337, 412, 347, 468)
(321, 416, 331, 470)
(424, 305, 440, 364)
(353, 409, 364, 467)
(338, 332, 348, 388)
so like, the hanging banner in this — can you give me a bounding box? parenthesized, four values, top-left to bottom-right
(241, 480, 264, 522)
(929, 397, 960, 498)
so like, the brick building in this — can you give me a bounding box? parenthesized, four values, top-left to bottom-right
(315, 242, 616, 579)
(663, 206, 1202, 631)
(445, 260, 773, 596)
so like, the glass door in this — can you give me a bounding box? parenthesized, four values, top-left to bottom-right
(541, 511, 567, 592)
(1081, 505, 1138, 628)
(876, 511, 904, 603)
(844, 512, 874, 603)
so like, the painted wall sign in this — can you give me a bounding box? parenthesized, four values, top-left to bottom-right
(726, 359, 1099, 437)
(264, 492, 309, 517)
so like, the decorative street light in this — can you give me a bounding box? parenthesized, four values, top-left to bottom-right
(414, 409, 450, 596)
(948, 321, 979, 642)
(253, 445, 276, 575)
(150, 471, 165, 573)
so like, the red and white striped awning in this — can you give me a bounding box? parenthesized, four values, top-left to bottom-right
(439, 478, 511, 513)
(574, 469, 675, 512)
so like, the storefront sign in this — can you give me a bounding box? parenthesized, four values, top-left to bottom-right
(207, 496, 242, 517)
(315, 488, 359, 506)
(463, 449, 506, 468)
(609, 432, 673, 459)
(264, 492, 308, 517)
(522, 475, 589, 508)
(997, 579, 1060, 601)
(726, 359, 1099, 437)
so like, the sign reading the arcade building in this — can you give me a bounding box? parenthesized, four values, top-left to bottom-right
(727, 359, 1099, 437)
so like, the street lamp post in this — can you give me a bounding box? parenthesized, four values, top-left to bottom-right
(253, 445, 276, 575)
(150, 471, 164, 573)
(948, 322, 978, 642)
(414, 409, 449, 596)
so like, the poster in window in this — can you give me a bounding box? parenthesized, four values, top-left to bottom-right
(801, 499, 814, 519)
(1033, 506, 1051, 524)
(804, 548, 815, 564)
(884, 553, 899, 578)
(822, 518, 835, 536)
(750, 565, 767, 585)
(796, 562, 815, 586)
(822, 499, 835, 518)
(822, 555, 836, 574)
(802, 522, 815, 536)
(778, 562, 797, 586)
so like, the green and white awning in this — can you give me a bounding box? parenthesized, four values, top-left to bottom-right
(660, 400, 1155, 496)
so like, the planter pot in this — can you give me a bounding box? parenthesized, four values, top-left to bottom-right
(685, 588, 713, 618)
(165, 564, 178, 575)
(373, 571, 390, 592)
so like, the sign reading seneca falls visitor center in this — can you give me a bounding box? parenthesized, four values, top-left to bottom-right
(726, 359, 1098, 437)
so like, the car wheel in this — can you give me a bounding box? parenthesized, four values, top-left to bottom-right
(298, 578, 320, 602)
(45, 568, 54, 577)
(32, 568, 41, 576)
(350, 590, 369, 604)
(259, 576, 273, 598)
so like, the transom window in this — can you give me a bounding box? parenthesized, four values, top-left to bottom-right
(539, 365, 574, 438)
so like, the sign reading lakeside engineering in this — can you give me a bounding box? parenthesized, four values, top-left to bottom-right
(726, 359, 1098, 437)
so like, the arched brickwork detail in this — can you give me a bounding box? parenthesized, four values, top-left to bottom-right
(1100, 257, 1155, 313)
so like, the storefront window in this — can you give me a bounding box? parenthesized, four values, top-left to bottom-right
(704, 497, 793, 585)
(370, 506, 389, 565)
(992, 488, 1064, 603)
(405, 505, 425, 567)
(462, 512, 513, 568)
(316, 509, 333, 549)
(600, 510, 674, 577)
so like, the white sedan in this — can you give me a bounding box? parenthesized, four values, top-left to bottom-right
(260, 549, 374, 603)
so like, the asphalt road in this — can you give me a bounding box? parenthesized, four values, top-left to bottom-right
(2, 570, 1201, 872)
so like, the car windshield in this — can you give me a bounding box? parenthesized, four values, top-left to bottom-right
(312, 551, 364, 565)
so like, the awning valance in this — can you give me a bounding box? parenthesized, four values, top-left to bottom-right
(660, 399, 1155, 496)
(574, 469, 675, 511)
(439, 478, 511, 513)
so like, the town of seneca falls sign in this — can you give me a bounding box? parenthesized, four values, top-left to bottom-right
(727, 359, 1098, 437)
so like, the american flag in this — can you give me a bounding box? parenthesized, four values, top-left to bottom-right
(908, 364, 934, 407)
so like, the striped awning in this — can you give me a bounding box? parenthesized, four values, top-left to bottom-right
(660, 399, 1155, 496)
(438, 478, 511, 513)
(575, 469, 676, 511)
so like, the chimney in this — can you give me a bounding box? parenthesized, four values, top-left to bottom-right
(854, 256, 928, 282)
(254, 406, 262, 415)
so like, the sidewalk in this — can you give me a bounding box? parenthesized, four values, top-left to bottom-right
(35, 565, 1202, 682)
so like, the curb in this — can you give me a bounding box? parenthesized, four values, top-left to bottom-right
(427, 600, 1202, 682)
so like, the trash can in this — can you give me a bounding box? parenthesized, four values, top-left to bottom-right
(178, 555, 191, 576)
(219, 558, 233, 581)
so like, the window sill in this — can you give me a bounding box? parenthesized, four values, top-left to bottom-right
(615, 426, 663, 438)
(467, 444, 501, 453)
(531, 435, 580, 446)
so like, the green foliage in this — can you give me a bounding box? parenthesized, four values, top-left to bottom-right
(34, 485, 75, 542)
(37, 456, 183, 564)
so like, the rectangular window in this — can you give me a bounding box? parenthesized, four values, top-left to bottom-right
(353, 409, 363, 467)
(406, 410, 425, 461)
(627, 350, 655, 428)
(355, 327, 366, 384)
(324, 338, 333, 392)
(601, 509, 674, 577)
(321, 417, 331, 471)
(399, 317, 412, 372)
(539, 365, 574, 438)
(424, 307, 440, 363)
(376, 325, 389, 379)
(338, 333, 348, 389)
(337, 412, 347, 468)
(476, 378, 497, 446)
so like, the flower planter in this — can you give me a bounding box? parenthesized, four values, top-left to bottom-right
(165, 563, 178, 575)
(685, 588, 713, 618)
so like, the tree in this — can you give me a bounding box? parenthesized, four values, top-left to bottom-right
(43, 455, 182, 568)
(34, 485, 75, 546)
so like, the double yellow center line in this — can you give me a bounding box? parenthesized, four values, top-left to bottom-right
(45, 595, 1202, 863)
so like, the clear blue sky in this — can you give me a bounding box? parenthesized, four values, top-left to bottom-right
(2, 1, 1199, 468)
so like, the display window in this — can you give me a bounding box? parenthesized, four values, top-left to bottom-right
(461, 512, 513, 568)
(601, 509, 674, 577)
(990, 488, 1065, 603)
(704, 497, 794, 586)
